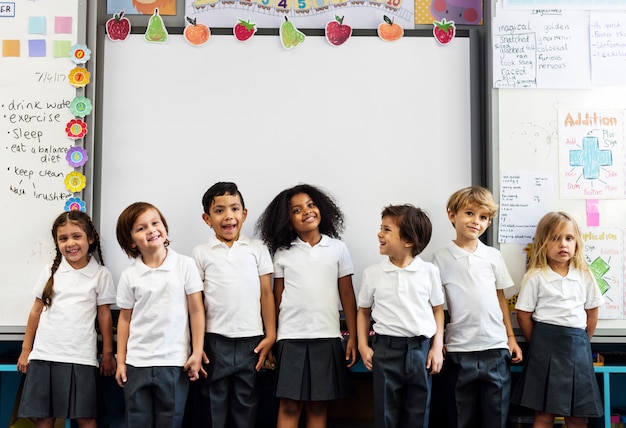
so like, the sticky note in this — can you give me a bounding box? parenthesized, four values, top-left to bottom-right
(53, 40, 71, 58)
(586, 199, 600, 227)
(28, 39, 46, 57)
(55, 16, 72, 34)
(2, 39, 19, 57)
(28, 16, 46, 34)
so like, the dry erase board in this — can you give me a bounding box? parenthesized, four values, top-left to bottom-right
(96, 32, 480, 297)
(0, 1, 86, 331)
(496, 88, 626, 334)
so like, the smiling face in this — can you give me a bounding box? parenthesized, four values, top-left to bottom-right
(203, 192, 247, 247)
(546, 221, 577, 271)
(130, 208, 168, 257)
(449, 204, 492, 246)
(56, 221, 94, 269)
(378, 215, 412, 263)
(289, 193, 321, 237)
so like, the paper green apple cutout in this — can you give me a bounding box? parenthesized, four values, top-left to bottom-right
(145, 8, 168, 43)
(279, 16, 305, 49)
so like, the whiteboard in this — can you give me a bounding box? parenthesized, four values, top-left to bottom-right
(0, 1, 84, 330)
(496, 87, 626, 334)
(97, 32, 477, 299)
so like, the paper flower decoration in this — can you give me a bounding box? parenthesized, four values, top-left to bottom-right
(65, 119, 88, 140)
(70, 96, 93, 118)
(65, 171, 87, 193)
(68, 67, 91, 88)
(66, 146, 88, 167)
(69, 44, 91, 64)
(65, 197, 86, 212)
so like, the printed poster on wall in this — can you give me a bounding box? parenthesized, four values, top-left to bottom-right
(581, 227, 625, 319)
(558, 108, 624, 199)
(185, 0, 414, 29)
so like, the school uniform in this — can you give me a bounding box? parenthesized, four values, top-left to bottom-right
(357, 256, 445, 428)
(273, 235, 353, 401)
(191, 234, 273, 428)
(512, 267, 604, 417)
(19, 257, 116, 420)
(432, 241, 514, 428)
(117, 249, 203, 428)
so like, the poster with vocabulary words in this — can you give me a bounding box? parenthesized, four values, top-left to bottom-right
(558, 109, 624, 199)
(581, 227, 625, 319)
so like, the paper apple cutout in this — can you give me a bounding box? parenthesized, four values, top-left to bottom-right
(325, 15, 352, 47)
(106, 11, 131, 42)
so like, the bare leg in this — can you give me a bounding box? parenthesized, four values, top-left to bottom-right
(277, 398, 304, 428)
(305, 401, 328, 428)
(533, 411, 556, 428)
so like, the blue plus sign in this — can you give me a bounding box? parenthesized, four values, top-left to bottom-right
(569, 136, 612, 180)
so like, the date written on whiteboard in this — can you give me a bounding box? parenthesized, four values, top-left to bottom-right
(35, 72, 67, 84)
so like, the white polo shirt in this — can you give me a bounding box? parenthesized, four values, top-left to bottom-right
(516, 267, 604, 329)
(29, 257, 116, 366)
(432, 241, 514, 352)
(274, 235, 354, 341)
(117, 249, 203, 367)
(192, 234, 273, 338)
(357, 256, 445, 338)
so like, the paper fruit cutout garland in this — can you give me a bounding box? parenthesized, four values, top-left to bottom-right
(377, 15, 403, 42)
(184, 17, 210, 46)
(234, 19, 257, 42)
(433, 18, 455, 45)
(280, 17, 305, 49)
(107, 11, 131, 41)
(326, 16, 352, 47)
(145, 9, 168, 43)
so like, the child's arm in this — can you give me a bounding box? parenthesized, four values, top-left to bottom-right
(497, 289, 523, 363)
(427, 304, 445, 374)
(115, 308, 132, 387)
(356, 307, 373, 371)
(338, 275, 358, 367)
(585, 307, 599, 339)
(97, 304, 116, 376)
(254, 273, 277, 371)
(184, 291, 206, 381)
(516, 310, 533, 343)
(17, 298, 45, 373)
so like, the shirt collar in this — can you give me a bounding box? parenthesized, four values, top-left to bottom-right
(134, 248, 176, 275)
(58, 256, 100, 278)
(207, 233, 249, 248)
(543, 266, 583, 282)
(381, 255, 424, 272)
(292, 234, 330, 247)
(446, 240, 488, 259)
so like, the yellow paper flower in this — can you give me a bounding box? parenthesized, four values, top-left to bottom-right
(68, 67, 91, 88)
(65, 171, 87, 193)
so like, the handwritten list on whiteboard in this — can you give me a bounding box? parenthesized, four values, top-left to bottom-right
(498, 171, 553, 244)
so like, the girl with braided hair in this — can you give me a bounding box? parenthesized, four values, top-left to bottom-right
(17, 211, 116, 428)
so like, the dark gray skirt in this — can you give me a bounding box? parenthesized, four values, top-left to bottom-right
(18, 360, 99, 419)
(511, 322, 603, 418)
(275, 338, 353, 401)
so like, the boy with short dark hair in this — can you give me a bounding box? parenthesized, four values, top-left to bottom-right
(432, 186, 523, 428)
(191, 182, 276, 428)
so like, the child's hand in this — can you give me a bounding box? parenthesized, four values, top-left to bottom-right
(184, 354, 203, 381)
(253, 336, 276, 371)
(99, 351, 116, 377)
(345, 336, 357, 368)
(359, 346, 374, 371)
(508, 337, 523, 364)
(199, 351, 209, 378)
(115, 363, 127, 388)
(426, 347, 444, 375)
(17, 351, 30, 373)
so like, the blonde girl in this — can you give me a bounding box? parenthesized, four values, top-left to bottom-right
(512, 211, 604, 428)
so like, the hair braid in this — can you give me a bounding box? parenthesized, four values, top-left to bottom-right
(41, 249, 62, 308)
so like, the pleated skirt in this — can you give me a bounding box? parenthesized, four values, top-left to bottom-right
(18, 360, 99, 419)
(275, 338, 353, 401)
(511, 322, 603, 418)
